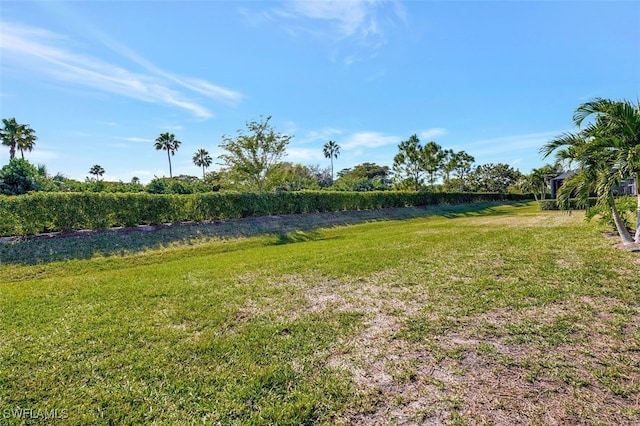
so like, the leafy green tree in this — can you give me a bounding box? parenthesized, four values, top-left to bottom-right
(0, 158, 46, 195)
(393, 134, 426, 191)
(192, 148, 213, 179)
(467, 163, 522, 193)
(218, 116, 292, 194)
(88, 165, 105, 181)
(441, 149, 456, 182)
(268, 162, 320, 191)
(203, 170, 224, 191)
(155, 133, 182, 178)
(334, 162, 391, 191)
(442, 150, 475, 192)
(423, 141, 445, 187)
(323, 140, 340, 182)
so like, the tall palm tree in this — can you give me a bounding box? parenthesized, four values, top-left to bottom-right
(89, 164, 105, 181)
(155, 133, 181, 178)
(1, 118, 23, 160)
(572, 98, 640, 242)
(323, 140, 340, 182)
(192, 148, 213, 179)
(541, 101, 637, 246)
(17, 125, 37, 159)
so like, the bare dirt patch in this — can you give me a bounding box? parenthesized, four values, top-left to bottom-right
(295, 273, 640, 425)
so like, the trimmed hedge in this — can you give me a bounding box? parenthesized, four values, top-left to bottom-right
(0, 191, 531, 236)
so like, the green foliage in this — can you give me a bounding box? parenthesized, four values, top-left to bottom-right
(393, 134, 428, 190)
(0, 158, 49, 195)
(267, 162, 320, 192)
(146, 176, 213, 194)
(585, 196, 636, 232)
(219, 116, 292, 194)
(466, 163, 522, 193)
(193, 148, 213, 179)
(1, 117, 37, 160)
(155, 132, 181, 178)
(334, 163, 391, 191)
(88, 164, 105, 180)
(0, 191, 531, 236)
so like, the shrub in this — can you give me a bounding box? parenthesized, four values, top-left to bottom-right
(0, 159, 48, 195)
(0, 191, 532, 236)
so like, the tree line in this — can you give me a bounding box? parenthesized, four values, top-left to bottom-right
(6, 101, 634, 200)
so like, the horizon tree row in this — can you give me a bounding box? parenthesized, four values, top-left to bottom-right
(2, 114, 564, 196)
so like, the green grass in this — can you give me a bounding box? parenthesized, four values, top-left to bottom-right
(1, 201, 639, 424)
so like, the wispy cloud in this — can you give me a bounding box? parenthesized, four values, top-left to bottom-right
(298, 127, 344, 144)
(264, 0, 406, 64)
(120, 137, 154, 143)
(460, 131, 563, 157)
(287, 147, 326, 163)
(419, 128, 447, 140)
(0, 21, 243, 119)
(342, 131, 400, 149)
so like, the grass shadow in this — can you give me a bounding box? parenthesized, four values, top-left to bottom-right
(0, 201, 533, 265)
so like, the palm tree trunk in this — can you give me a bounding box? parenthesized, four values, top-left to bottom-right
(609, 193, 634, 246)
(167, 151, 172, 178)
(202, 165, 206, 180)
(9, 142, 16, 160)
(330, 158, 334, 183)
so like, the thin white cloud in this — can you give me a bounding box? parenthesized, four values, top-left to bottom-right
(341, 131, 400, 149)
(419, 128, 447, 140)
(299, 127, 344, 144)
(267, 0, 406, 62)
(0, 21, 243, 119)
(460, 131, 563, 156)
(287, 147, 325, 163)
(120, 137, 154, 143)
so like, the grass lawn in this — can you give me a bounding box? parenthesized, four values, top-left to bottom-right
(1, 202, 639, 424)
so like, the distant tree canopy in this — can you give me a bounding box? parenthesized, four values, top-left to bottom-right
(334, 163, 391, 191)
(466, 163, 522, 193)
(218, 116, 292, 194)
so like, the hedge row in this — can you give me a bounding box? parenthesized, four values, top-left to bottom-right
(0, 191, 530, 236)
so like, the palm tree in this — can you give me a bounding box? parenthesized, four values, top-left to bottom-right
(89, 164, 105, 181)
(541, 100, 638, 246)
(17, 125, 37, 159)
(155, 132, 182, 178)
(1, 118, 23, 160)
(192, 148, 213, 179)
(323, 140, 340, 182)
(572, 98, 640, 242)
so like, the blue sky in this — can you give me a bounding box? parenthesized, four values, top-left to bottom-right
(1, 0, 639, 183)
